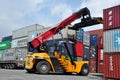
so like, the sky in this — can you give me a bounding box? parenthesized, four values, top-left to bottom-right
(0, 0, 120, 38)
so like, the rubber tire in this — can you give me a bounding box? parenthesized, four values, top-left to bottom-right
(36, 61, 51, 74)
(64, 72, 72, 75)
(79, 64, 89, 76)
(26, 69, 35, 73)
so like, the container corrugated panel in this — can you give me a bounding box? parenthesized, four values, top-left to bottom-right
(75, 42, 83, 57)
(90, 34, 98, 46)
(90, 46, 97, 59)
(28, 27, 51, 42)
(98, 36, 103, 49)
(3, 48, 16, 61)
(103, 5, 120, 30)
(83, 32, 90, 46)
(104, 53, 120, 79)
(53, 28, 75, 40)
(16, 48, 27, 61)
(0, 41, 11, 50)
(98, 49, 103, 61)
(104, 29, 120, 52)
(11, 37, 28, 48)
(89, 58, 96, 73)
(67, 29, 76, 40)
(87, 29, 103, 37)
(0, 51, 3, 61)
(2, 35, 12, 41)
(76, 28, 84, 42)
(12, 24, 44, 39)
(83, 46, 90, 60)
(97, 61, 103, 73)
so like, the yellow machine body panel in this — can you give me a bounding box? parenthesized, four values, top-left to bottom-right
(54, 52, 88, 73)
(65, 61, 88, 73)
(25, 53, 55, 72)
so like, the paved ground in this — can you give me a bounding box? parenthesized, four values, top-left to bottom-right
(0, 69, 104, 80)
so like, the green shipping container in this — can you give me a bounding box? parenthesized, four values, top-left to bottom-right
(0, 51, 3, 61)
(0, 41, 11, 50)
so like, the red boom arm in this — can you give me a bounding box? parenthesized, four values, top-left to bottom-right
(31, 7, 90, 48)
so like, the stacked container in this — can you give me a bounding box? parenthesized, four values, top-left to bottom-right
(0, 41, 11, 50)
(88, 29, 104, 73)
(2, 35, 12, 41)
(76, 28, 90, 60)
(89, 34, 98, 73)
(0, 24, 46, 69)
(28, 27, 51, 42)
(11, 24, 44, 68)
(103, 5, 120, 79)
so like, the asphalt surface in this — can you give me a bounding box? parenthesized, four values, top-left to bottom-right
(0, 69, 104, 80)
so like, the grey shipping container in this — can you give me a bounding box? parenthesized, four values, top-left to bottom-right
(0, 48, 27, 69)
(11, 37, 28, 48)
(104, 28, 120, 52)
(12, 24, 44, 39)
(28, 27, 51, 42)
(3, 48, 16, 61)
(53, 28, 75, 40)
(16, 48, 27, 61)
(28, 27, 75, 42)
(0, 51, 3, 61)
(83, 32, 90, 46)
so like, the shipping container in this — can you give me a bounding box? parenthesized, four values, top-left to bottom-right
(88, 29, 103, 37)
(83, 46, 90, 60)
(75, 41, 83, 57)
(90, 34, 98, 46)
(98, 49, 103, 61)
(28, 27, 75, 42)
(0, 41, 11, 50)
(104, 53, 120, 79)
(3, 48, 16, 61)
(0, 51, 3, 61)
(89, 58, 97, 73)
(76, 28, 84, 42)
(16, 48, 27, 61)
(103, 5, 120, 30)
(90, 46, 97, 59)
(53, 28, 75, 40)
(2, 35, 12, 41)
(0, 48, 27, 69)
(98, 36, 103, 49)
(12, 24, 44, 39)
(11, 37, 28, 48)
(104, 29, 120, 52)
(28, 27, 51, 42)
(97, 60, 103, 73)
(83, 32, 90, 46)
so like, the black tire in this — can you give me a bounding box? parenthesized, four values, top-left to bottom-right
(79, 63, 89, 76)
(36, 61, 51, 74)
(64, 72, 72, 75)
(26, 69, 35, 73)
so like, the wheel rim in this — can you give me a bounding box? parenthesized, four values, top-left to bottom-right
(41, 64, 48, 71)
(83, 66, 88, 74)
